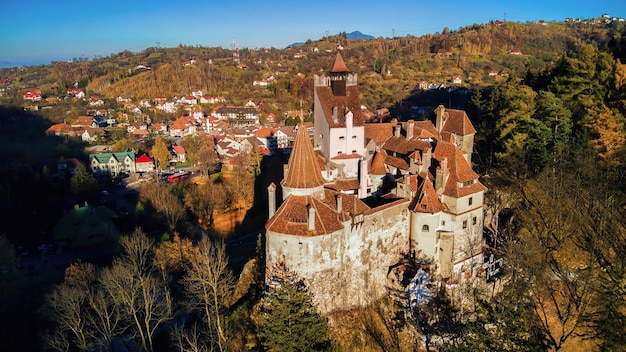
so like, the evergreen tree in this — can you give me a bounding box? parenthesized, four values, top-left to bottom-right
(256, 283, 332, 352)
(70, 163, 98, 198)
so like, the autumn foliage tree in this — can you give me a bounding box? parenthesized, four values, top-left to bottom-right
(151, 135, 171, 170)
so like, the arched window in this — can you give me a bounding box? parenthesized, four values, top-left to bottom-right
(422, 224, 429, 232)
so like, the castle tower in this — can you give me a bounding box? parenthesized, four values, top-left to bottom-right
(313, 52, 367, 187)
(280, 122, 326, 200)
(329, 51, 349, 96)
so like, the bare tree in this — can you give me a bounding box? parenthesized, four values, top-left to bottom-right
(181, 237, 236, 352)
(42, 261, 96, 351)
(43, 281, 91, 351)
(144, 183, 186, 231)
(184, 182, 228, 230)
(514, 166, 596, 350)
(100, 231, 172, 351)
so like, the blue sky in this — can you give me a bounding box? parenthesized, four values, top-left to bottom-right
(1, 0, 624, 68)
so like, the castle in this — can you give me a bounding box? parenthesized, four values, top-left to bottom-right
(265, 52, 487, 314)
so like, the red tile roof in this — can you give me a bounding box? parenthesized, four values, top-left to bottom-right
(172, 145, 185, 155)
(433, 141, 486, 197)
(440, 108, 476, 135)
(330, 52, 349, 73)
(266, 195, 344, 236)
(136, 154, 154, 163)
(369, 149, 387, 175)
(364, 122, 396, 146)
(409, 176, 444, 213)
(281, 123, 325, 189)
(315, 85, 365, 128)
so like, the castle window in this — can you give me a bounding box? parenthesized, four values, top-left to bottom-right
(469, 197, 473, 206)
(441, 220, 445, 226)
(352, 135, 357, 139)
(352, 150, 357, 153)
(337, 151, 343, 154)
(463, 220, 468, 229)
(339, 136, 345, 140)
(422, 225, 429, 232)
(473, 216, 477, 225)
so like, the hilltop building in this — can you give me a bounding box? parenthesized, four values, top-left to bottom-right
(265, 52, 487, 314)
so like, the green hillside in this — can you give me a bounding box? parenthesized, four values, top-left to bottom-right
(2, 17, 625, 115)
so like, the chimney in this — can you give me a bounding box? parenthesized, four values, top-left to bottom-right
(407, 120, 415, 139)
(267, 183, 276, 219)
(435, 105, 445, 132)
(307, 204, 316, 231)
(435, 157, 448, 194)
(358, 157, 368, 198)
(336, 194, 343, 213)
(422, 148, 432, 173)
(394, 124, 401, 137)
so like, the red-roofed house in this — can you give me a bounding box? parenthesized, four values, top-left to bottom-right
(67, 87, 85, 98)
(46, 123, 72, 136)
(88, 96, 104, 107)
(23, 89, 42, 101)
(135, 154, 155, 172)
(171, 145, 186, 162)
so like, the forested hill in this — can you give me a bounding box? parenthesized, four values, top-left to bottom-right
(1, 17, 625, 112)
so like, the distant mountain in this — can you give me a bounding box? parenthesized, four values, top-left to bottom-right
(346, 31, 375, 40)
(287, 31, 375, 48)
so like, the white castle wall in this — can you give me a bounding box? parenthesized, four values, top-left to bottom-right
(266, 199, 410, 314)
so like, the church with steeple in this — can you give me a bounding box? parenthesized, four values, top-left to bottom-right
(265, 52, 487, 314)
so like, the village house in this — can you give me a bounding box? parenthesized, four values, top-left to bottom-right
(23, 89, 42, 101)
(199, 95, 226, 104)
(66, 87, 85, 98)
(215, 137, 241, 159)
(149, 123, 168, 135)
(170, 145, 186, 163)
(211, 106, 260, 128)
(81, 128, 103, 143)
(240, 136, 266, 154)
(72, 116, 97, 129)
(255, 126, 278, 153)
(275, 125, 298, 149)
(116, 95, 132, 103)
(42, 156, 81, 180)
(45, 123, 72, 136)
(88, 96, 104, 107)
(89, 150, 136, 177)
(135, 154, 155, 173)
(169, 116, 197, 137)
(417, 80, 429, 90)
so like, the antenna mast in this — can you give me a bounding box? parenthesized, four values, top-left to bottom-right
(232, 37, 240, 64)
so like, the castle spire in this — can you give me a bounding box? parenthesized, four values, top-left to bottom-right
(330, 51, 349, 73)
(281, 122, 325, 198)
(329, 52, 349, 97)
